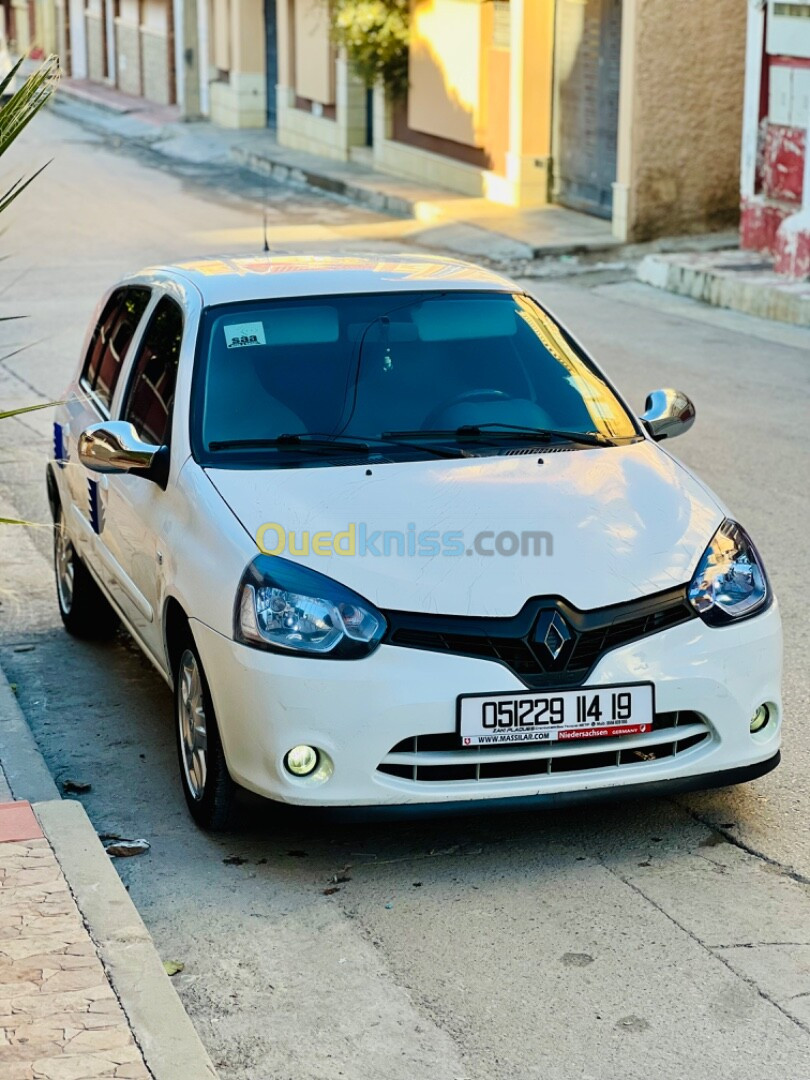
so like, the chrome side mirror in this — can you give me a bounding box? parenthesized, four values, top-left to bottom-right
(78, 421, 167, 484)
(641, 388, 695, 441)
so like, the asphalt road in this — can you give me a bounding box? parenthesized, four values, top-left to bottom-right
(2, 109, 810, 1080)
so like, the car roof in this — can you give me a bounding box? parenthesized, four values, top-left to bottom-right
(140, 253, 519, 306)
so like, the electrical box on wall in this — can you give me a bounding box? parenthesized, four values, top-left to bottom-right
(766, 2, 810, 59)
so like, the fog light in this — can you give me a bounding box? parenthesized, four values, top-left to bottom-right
(750, 705, 770, 734)
(285, 745, 319, 776)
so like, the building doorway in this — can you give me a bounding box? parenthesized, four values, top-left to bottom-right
(552, 0, 622, 218)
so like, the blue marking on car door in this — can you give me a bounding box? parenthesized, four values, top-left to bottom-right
(88, 479, 103, 534)
(53, 422, 67, 468)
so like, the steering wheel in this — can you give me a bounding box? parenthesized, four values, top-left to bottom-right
(423, 389, 511, 430)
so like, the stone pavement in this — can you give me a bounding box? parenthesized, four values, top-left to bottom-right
(0, 801, 150, 1080)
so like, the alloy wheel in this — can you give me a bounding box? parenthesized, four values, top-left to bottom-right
(178, 649, 208, 801)
(55, 520, 75, 615)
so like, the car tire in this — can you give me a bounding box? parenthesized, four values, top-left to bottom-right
(175, 637, 235, 830)
(54, 506, 119, 639)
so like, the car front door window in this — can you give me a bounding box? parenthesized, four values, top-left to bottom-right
(122, 296, 184, 446)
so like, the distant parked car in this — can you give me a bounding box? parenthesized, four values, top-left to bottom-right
(48, 255, 782, 829)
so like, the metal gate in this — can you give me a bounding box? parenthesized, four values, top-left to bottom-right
(552, 0, 622, 218)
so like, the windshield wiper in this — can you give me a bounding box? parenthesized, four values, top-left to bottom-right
(386, 424, 613, 448)
(208, 435, 373, 454)
(208, 432, 468, 459)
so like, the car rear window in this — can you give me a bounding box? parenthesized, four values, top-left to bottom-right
(81, 287, 151, 412)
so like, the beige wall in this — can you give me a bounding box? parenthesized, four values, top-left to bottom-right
(212, 0, 231, 70)
(618, 0, 746, 240)
(141, 0, 168, 32)
(142, 27, 171, 102)
(116, 18, 142, 95)
(294, 0, 333, 104)
(209, 0, 266, 127)
(85, 10, 105, 80)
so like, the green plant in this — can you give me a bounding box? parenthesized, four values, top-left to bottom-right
(0, 54, 60, 525)
(331, 0, 410, 99)
(1, 55, 60, 213)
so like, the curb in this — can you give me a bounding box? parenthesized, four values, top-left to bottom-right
(0, 665, 60, 803)
(230, 145, 424, 219)
(0, 667, 219, 1080)
(638, 252, 810, 327)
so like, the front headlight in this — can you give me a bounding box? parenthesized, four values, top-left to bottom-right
(688, 520, 770, 626)
(235, 555, 386, 658)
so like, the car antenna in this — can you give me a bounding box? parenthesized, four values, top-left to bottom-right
(262, 165, 271, 252)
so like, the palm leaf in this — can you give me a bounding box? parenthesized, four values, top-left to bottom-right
(0, 56, 60, 155)
(0, 56, 25, 100)
(0, 160, 51, 214)
(0, 56, 60, 210)
(0, 400, 63, 420)
(0, 56, 62, 528)
(0, 516, 50, 526)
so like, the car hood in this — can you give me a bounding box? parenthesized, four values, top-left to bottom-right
(206, 440, 723, 616)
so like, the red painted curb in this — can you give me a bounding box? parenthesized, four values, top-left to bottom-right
(0, 801, 44, 843)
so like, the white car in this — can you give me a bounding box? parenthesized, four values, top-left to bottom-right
(48, 255, 782, 829)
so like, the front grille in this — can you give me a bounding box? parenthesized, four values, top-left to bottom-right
(384, 587, 696, 690)
(378, 711, 711, 783)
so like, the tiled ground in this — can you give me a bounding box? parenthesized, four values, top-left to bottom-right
(0, 804, 150, 1080)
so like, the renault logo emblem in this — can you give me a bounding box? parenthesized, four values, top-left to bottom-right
(534, 611, 572, 661)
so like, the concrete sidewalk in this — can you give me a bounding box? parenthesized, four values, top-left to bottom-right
(0, 671, 219, 1080)
(639, 248, 810, 327)
(52, 81, 620, 263)
(0, 799, 150, 1080)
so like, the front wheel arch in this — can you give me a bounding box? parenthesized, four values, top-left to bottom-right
(163, 596, 192, 686)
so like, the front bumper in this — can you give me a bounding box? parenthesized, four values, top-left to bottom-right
(192, 599, 783, 806)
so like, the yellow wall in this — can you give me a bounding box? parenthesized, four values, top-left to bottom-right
(212, 0, 231, 70)
(408, 0, 483, 147)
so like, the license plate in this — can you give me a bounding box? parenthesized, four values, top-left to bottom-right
(457, 683, 654, 747)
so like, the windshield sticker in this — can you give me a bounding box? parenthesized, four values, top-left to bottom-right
(224, 322, 266, 349)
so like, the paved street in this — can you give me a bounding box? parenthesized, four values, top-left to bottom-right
(2, 109, 810, 1080)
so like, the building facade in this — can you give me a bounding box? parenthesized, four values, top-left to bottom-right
(41, 0, 751, 242)
(272, 0, 749, 241)
(740, 0, 810, 278)
(55, 0, 180, 105)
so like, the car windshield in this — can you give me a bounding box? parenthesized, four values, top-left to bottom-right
(192, 290, 639, 464)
